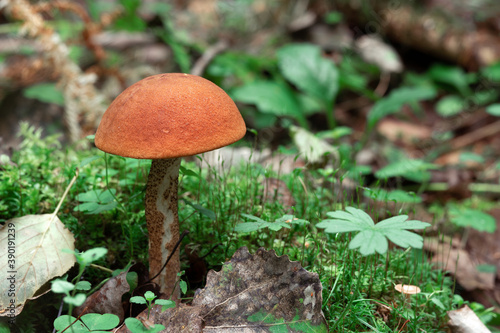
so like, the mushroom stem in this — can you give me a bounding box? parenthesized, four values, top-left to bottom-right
(145, 158, 181, 299)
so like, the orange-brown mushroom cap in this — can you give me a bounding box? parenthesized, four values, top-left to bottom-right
(95, 73, 246, 159)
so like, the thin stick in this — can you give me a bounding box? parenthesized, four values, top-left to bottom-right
(190, 40, 229, 76)
(52, 168, 79, 217)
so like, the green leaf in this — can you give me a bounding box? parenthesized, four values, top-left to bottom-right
(436, 95, 465, 117)
(277, 43, 339, 105)
(368, 86, 437, 128)
(486, 103, 500, 116)
(365, 188, 422, 203)
(51, 279, 75, 294)
(179, 280, 188, 294)
(375, 159, 437, 181)
(459, 152, 485, 163)
(183, 200, 216, 220)
(79, 155, 102, 168)
(80, 313, 120, 330)
(75, 281, 91, 291)
(143, 291, 156, 301)
(124, 318, 165, 333)
(428, 64, 472, 95)
(53, 315, 88, 333)
(235, 214, 302, 233)
(155, 299, 176, 311)
(64, 293, 86, 306)
(317, 207, 430, 255)
(231, 81, 307, 127)
(129, 296, 147, 305)
(179, 165, 200, 178)
(449, 208, 496, 233)
(74, 189, 118, 214)
(349, 230, 388, 256)
(476, 264, 497, 274)
(77, 247, 108, 266)
(23, 83, 65, 106)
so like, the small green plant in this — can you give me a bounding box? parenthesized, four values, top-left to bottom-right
(52, 248, 119, 332)
(317, 207, 430, 255)
(53, 313, 119, 333)
(126, 291, 175, 333)
(235, 214, 309, 233)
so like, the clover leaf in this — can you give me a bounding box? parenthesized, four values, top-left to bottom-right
(317, 207, 430, 256)
(235, 214, 309, 233)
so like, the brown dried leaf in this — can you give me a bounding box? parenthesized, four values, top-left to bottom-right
(193, 247, 328, 332)
(447, 305, 491, 333)
(424, 237, 495, 291)
(74, 263, 153, 321)
(117, 247, 328, 333)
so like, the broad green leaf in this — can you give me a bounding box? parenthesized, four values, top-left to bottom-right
(368, 86, 437, 128)
(349, 230, 388, 256)
(277, 43, 339, 105)
(53, 315, 88, 333)
(144, 291, 156, 301)
(235, 214, 304, 233)
(64, 293, 86, 306)
(375, 159, 437, 180)
(75, 281, 91, 291)
(449, 208, 496, 233)
(51, 279, 76, 294)
(428, 64, 471, 95)
(486, 103, 500, 116)
(155, 299, 176, 311)
(77, 247, 108, 266)
(231, 81, 307, 126)
(365, 188, 422, 203)
(80, 313, 120, 330)
(315, 219, 366, 233)
(436, 95, 465, 117)
(129, 296, 147, 304)
(476, 264, 497, 274)
(124, 318, 165, 333)
(0, 214, 75, 311)
(184, 200, 216, 220)
(23, 83, 65, 106)
(318, 207, 430, 255)
(459, 152, 485, 163)
(179, 280, 188, 294)
(385, 229, 425, 249)
(74, 189, 118, 214)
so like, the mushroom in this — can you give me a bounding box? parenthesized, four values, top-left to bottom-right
(94, 73, 246, 298)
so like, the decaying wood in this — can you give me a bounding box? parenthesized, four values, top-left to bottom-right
(335, 1, 500, 70)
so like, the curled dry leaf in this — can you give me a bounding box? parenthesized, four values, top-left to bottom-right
(424, 237, 495, 291)
(447, 305, 491, 333)
(117, 247, 328, 333)
(194, 247, 327, 332)
(0, 214, 75, 316)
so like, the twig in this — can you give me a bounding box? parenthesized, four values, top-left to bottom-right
(450, 119, 500, 150)
(190, 40, 229, 76)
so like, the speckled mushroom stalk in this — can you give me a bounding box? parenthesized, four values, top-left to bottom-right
(145, 158, 181, 298)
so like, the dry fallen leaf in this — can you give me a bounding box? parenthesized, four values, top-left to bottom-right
(0, 214, 75, 316)
(117, 247, 328, 333)
(424, 237, 495, 291)
(448, 305, 491, 333)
